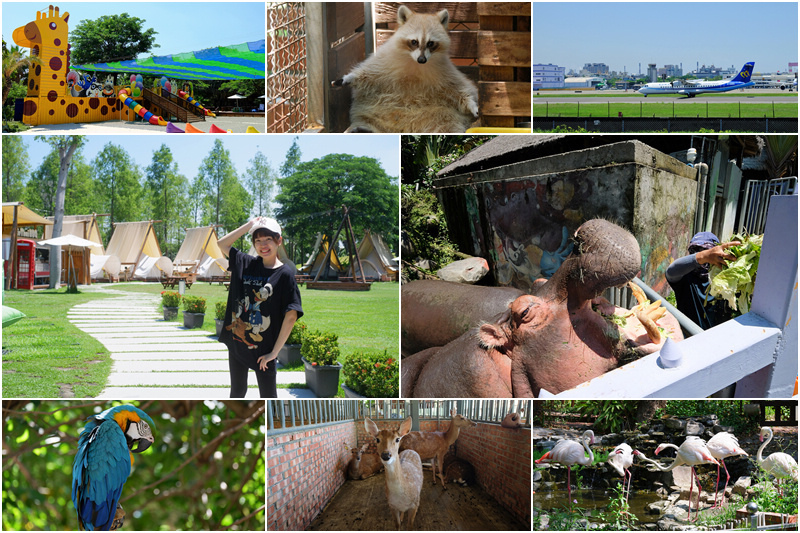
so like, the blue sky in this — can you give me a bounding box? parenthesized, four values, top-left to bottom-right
(2, 2, 264, 57)
(533, 2, 798, 75)
(16, 135, 401, 186)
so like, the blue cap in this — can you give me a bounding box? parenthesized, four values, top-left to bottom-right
(689, 232, 719, 249)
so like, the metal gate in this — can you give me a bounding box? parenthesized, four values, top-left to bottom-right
(737, 177, 797, 234)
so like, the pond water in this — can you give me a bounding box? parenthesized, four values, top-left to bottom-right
(533, 485, 663, 525)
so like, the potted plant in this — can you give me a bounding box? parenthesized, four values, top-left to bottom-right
(341, 350, 399, 398)
(301, 330, 341, 397)
(161, 291, 181, 321)
(182, 295, 206, 329)
(214, 301, 227, 337)
(278, 321, 306, 366)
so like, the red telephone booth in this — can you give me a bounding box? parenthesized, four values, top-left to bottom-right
(8, 239, 50, 289)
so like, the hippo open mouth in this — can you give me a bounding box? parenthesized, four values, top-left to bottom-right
(401, 219, 683, 398)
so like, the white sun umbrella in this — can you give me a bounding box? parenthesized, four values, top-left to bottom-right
(227, 94, 246, 99)
(38, 234, 102, 289)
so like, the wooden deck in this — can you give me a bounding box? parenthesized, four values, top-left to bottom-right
(307, 469, 526, 531)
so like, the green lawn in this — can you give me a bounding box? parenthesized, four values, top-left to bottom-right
(2, 288, 117, 397)
(533, 101, 798, 118)
(3, 281, 399, 397)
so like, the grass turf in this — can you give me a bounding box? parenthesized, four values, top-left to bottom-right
(533, 101, 798, 118)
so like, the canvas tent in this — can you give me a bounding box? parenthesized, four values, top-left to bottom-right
(299, 234, 344, 279)
(174, 226, 229, 280)
(45, 214, 120, 282)
(105, 221, 173, 280)
(354, 230, 397, 281)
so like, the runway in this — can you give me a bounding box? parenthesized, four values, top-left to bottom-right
(533, 90, 798, 105)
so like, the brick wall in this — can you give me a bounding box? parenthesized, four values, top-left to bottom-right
(452, 423, 532, 527)
(267, 421, 357, 531)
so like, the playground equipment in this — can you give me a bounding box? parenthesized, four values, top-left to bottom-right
(168, 123, 232, 133)
(118, 89, 167, 126)
(178, 91, 216, 117)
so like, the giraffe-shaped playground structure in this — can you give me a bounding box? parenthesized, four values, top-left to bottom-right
(12, 5, 145, 126)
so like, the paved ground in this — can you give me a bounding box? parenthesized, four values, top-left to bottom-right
(534, 93, 798, 104)
(13, 115, 266, 134)
(70, 285, 314, 398)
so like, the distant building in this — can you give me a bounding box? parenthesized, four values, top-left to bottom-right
(647, 64, 657, 82)
(662, 64, 683, 77)
(564, 76, 604, 89)
(691, 64, 736, 79)
(533, 64, 565, 89)
(789, 62, 798, 73)
(582, 63, 609, 76)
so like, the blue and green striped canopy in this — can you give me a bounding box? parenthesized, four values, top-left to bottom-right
(72, 39, 264, 80)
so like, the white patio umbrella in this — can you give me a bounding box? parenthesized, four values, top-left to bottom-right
(38, 234, 101, 289)
(227, 94, 246, 99)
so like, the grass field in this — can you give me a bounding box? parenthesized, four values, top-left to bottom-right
(3, 281, 399, 397)
(533, 101, 798, 118)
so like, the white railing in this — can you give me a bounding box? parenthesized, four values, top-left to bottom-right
(547, 194, 797, 398)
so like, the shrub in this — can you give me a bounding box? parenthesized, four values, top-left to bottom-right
(182, 295, 206, 314)
(300, 330, 340, 366)
(161, 291, 181, 307)
(342, 351, 399, 398)
(214, 301, 226, 320)
(287, 321, 307, 345)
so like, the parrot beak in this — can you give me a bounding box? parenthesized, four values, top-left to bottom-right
(125, 420, 155, 453)
(132, 436, 154, 453)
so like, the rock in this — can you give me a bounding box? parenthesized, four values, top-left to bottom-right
(657, 515, 685, 530)
(656, 486, 670, 498)
(436, 257, 489, 284)
(643, 523, 659, 531)
(665, 418, 685, 431)
(732, 476, 751, 496)
(414, 259, 434, 270)
(685, 420, 705, 436)
(532, 470, 542, 482)
(646, 500, 670, 515)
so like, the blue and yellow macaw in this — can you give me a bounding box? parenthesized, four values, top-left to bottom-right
(71, 404, 156, 531)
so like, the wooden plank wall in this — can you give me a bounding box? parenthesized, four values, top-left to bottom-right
(326, 3, 366, 133)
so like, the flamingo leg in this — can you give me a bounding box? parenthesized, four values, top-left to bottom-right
(712, 462, 721, 509)
(719, 459, 731, 507)
(625, 469, 632, 502)
(566, 466, 572, 504)
(689, 467, 698, 522)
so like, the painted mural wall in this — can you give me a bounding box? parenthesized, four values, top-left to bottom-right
(435, 141, 698, 296)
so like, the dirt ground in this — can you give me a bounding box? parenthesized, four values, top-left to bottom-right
(307, 467, 528, 531)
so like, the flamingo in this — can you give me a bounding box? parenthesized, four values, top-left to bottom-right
(635, 438, 718, 522)
(607, 443, 635, 501)
(705, 431, 748, 508)
(535, 430, 595, 503)
(756, 427, 798, 496)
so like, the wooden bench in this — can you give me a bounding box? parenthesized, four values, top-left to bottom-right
(160, 273, 196, 290)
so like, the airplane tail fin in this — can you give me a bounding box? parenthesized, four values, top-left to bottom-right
(731, 62, 754, 83)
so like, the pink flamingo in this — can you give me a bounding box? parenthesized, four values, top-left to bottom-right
(607, 443, 635, 501)
(635, 438, 719, 522)
(756, 427, 798, 496)
(705, 431, 748, 508)
(535, 430, 595, 503)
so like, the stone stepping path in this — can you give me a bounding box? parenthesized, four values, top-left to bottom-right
(69, 285, 314, 399)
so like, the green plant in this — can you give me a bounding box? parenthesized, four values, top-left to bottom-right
(600, 484, 637, 531)
(750, 464, 799, 515)
(214, 301, 226, 320)
(656, 400, 757, 435)
(574, 401, 637, 433)
(300, 330, 340, 366)
(161, 291, 181, 307)
(287, 321, 307, 345)
(182, 295, 206, 314)
(341, 350, 399, 397)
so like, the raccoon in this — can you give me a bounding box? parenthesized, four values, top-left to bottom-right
(332, 5, 479, 133)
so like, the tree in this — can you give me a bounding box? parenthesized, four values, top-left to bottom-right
(70, 13, 158, 64)
(197, 140, 253, 232)
(279, 136, 302, 178)
(92, 143, 143, 240)
(2, 41, 40, 106)
(244, 151, 276, 218)
(35, 136, 87, 289)
(2, 137, 29, 202)
(275, 154, 398, 263)
(144, 145, 190, 257)
(2, 400, 265, 531)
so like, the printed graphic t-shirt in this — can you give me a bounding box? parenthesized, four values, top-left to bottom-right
(218, 247, 303, 370)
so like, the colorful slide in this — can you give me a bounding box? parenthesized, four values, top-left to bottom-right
(178, 91, 216, 117)
(118, 89, 168, 126)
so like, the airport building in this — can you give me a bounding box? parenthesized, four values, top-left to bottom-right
(533, 64, 566, 89)
(564, 76, 604, 89)
(582, 63, 609, 76)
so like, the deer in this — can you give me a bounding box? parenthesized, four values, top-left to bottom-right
(343, 442, 384, 480)
(399, 408, 476, 488)
(365, 416, 423, 530)
(442, 452, 476, 486)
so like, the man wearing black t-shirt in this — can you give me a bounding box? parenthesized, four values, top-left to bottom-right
(217, 217, 303, 397)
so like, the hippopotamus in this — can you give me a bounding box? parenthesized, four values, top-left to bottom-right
(401, 281, 523, 355)
(401, 219, 683, 398)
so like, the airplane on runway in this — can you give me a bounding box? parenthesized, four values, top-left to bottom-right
(637, 62, 755, 97)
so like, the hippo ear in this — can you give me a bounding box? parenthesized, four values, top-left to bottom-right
(478, 322, 512, 352)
